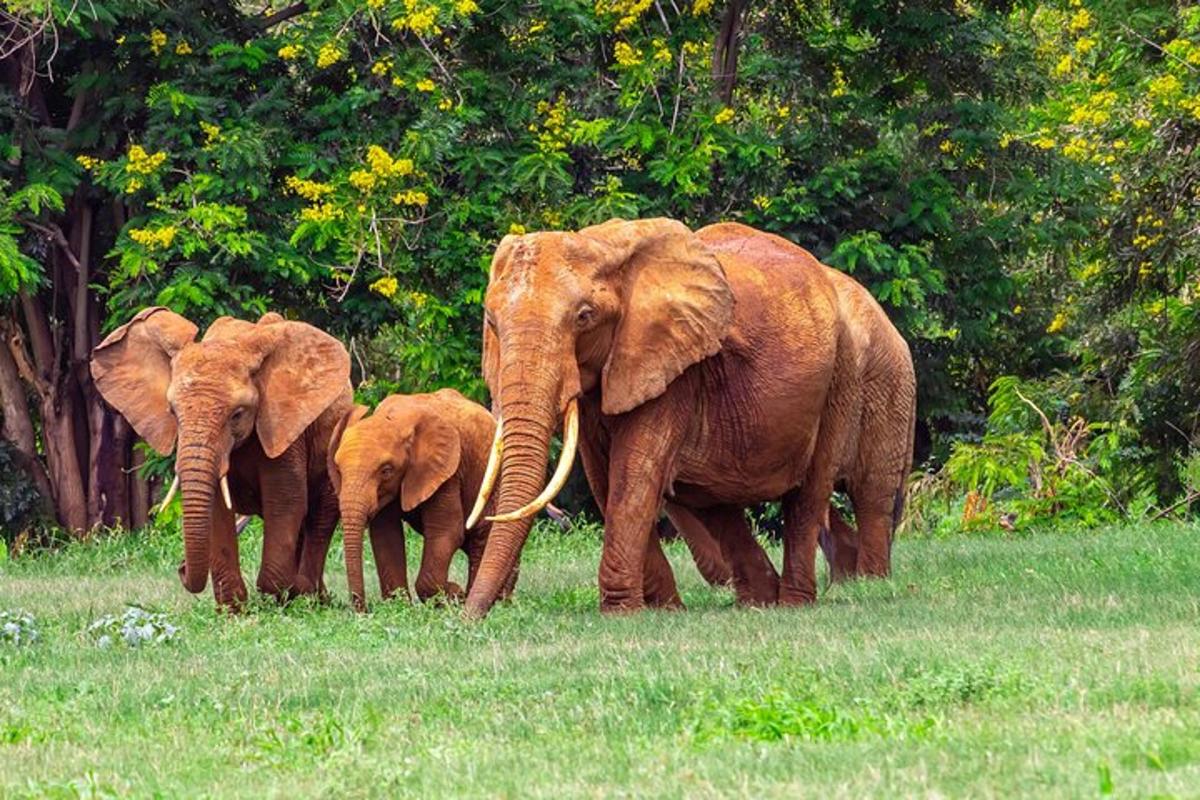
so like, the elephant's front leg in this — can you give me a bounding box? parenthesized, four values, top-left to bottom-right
(257, 462, 308, 601)
(368, 501, 410, 603)
(207, 491, 248, 610)
(599, 402, 685, 613)
(414, 479, 467, 602)
(295, 477, 338, 598)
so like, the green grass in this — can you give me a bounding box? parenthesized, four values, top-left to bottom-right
(2, 521, 1199, 798)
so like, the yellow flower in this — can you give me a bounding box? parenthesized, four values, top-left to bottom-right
(652, 38, 672, 64)
(349, 170, 378, 192)
(1013, 305, 1023, 315)
(371, 57, 393, 76)
(1074, 36, 1095, 55)
(149, 29, 167, 56)
(370, 276, 399, 298)
(115, 35, 126, 46)
(613, 42, 642, 68)
(128, 225, 178, 250)
(366, 145, 414, 177)
(1061, 137, 1089, 160)
(125, 144, 167, 175)
(438, 97, 454, 111)
(367, 0, 385, 8)
(285, 175, 334, 201)
(998, 133, 1012, 149)
(278, 44, 303, 60)
(1132, 117, 1151, 130)
(1148, 73, 1182, 105)
(1068, 8, 1091, 33)
(415, 78, 436, 92)
(752, 195, 772, 210)
(713, 107, 735, 125)
(316, 42, 344, 69)
(939, 139, 954, 153)
(508, 223, 527, 235)
(830, 66, 848, 98)
(393, 4, 441, 36)
(125, 178, 143, 194)
(391, 76, 406, 88)
(391, 189, 429, 206)
(1053, 54, 1073, 78)
(200, 121, 221, 147)
(300, 202, 343, 222)
(692, 0, 713, 13)
(75, 155, 103, 171)
(455, 0, 479, 13)
(175, 41, 192, 55)
(1032, 136, 1056, 150)
(1046, 312, 1068, 334)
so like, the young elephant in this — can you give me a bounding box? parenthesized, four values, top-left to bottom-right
(328, 389, 514, 612)
(91, 308, 352, 610)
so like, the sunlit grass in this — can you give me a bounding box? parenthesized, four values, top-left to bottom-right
(2, 521, 1199, 797)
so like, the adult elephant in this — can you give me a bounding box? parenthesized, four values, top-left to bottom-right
(91, 308, 352, 610)
(465, 219, 915, 618)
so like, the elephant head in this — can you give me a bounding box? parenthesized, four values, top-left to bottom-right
(463, 218, 734, 618)
(328, 395, 462, 611)
(90, 308, 350, 594)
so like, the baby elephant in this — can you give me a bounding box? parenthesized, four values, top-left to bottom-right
(328, 389, 514, 611)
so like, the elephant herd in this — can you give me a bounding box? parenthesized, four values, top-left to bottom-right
(90, 218, 916, 619)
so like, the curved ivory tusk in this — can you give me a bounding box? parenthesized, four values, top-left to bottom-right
(487, 398, 579, 524)
(220, 475, 233, 510)
(156, 474, 180, 516)
(465, 418, 503, 529)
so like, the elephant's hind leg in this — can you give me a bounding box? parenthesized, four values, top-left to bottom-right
(705, 505, 779, 607)
(642, 533, 684, 610)
(665, 502, 733, 589)
(295, 478, 338, 598)
(818, 506, 860, 582)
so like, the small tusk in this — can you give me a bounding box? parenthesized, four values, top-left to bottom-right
(156, 474, 180, 516)
(220, 475, 233, 510)
(488, 398, 579, 523)
(465, 417, 503, 529)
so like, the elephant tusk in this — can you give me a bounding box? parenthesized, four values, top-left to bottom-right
(465, 417, 503, 529)
(488, 398, 579, 524)
(156, 474, 180, 516)
(220, 475, 233, 510)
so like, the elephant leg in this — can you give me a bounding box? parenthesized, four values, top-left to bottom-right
(295, 478, 338, 598)
(665, 502, 733, 589)
(207, 491, 248, 611)
(781, 482, 834, 606)
(819, 506, 860, 582)
(850, 486, 897, 578)
(642, 532, 684, 610)
(414, 479, 466, 602)
(702, 505, 779, 606)
(599, 402, 685, 613)
(369, 501, 410, 602)
(257, 462, 308, 601)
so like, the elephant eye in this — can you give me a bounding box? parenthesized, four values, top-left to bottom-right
(380, 463, 395, 478)
(231, 407, 247, 423)
(576, 305, 595, 328)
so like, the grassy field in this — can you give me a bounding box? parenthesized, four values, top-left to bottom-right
(2, 520, 1199, 798)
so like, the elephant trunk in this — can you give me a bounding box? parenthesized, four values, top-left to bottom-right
(463, 367, 558, 620)
(339, 491, 373, 612)
(178, 443, 220, 594)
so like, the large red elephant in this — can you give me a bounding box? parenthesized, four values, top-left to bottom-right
(464, 218, 915, 618)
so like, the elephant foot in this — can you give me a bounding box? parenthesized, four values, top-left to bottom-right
(213, 576, 249, 612)
(599, 595, 646, 615)
(646, 594, 686, 611)
(417, 582, 465, 605)
(778, 582, 817, 606)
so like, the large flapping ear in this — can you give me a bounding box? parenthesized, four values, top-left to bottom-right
(327, 404, 369, 494)
(579, 218, 734, 415)
(481, 234, 521, 410)
(400, 406, 462, 512)
(90, 307, 198, 454)
(251, 321, 351, 459)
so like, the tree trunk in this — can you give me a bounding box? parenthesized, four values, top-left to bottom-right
(712, 0, 749, 104)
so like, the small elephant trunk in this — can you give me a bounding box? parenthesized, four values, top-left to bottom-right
(339, 494, 372, 612)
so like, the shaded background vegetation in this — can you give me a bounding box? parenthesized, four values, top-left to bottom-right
(1, 0, 1196, 544)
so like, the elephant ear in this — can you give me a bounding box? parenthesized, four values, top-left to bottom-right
(327, 404, 369, 494)
(251, 321, 351, 459)
(400, 408, 461, 512)
(481, 234, 520, 411)
(90, 307, 198, 455)
(582, 218, 734, 415)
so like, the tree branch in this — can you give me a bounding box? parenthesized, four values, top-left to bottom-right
(257, 2, 308, 30)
